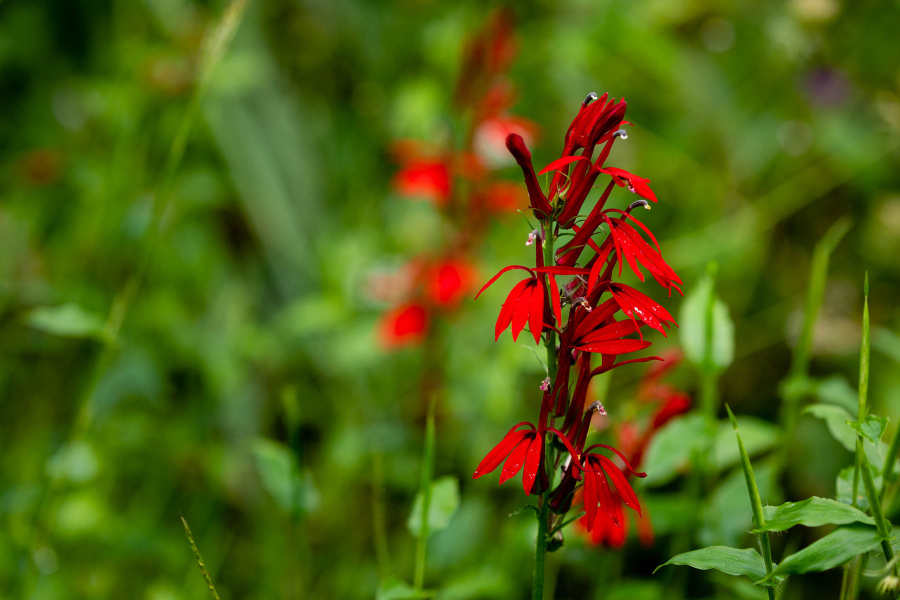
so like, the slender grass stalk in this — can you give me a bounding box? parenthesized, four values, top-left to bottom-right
(777, 217, 851, 469)
(726, 404, 776, 600)
(372, 452, 392, 578)
(179, 510, 221, 600)
(851, 276, 869, 508)
(413, 393, 437, 590)
(880, 424, 900, 503)
(700, 262, 719, 424)
(858, 438, 895, 564)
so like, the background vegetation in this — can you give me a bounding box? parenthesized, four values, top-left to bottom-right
(3, 0, 900, 598)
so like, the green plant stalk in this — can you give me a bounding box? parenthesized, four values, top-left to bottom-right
(372, 452, 392, 578)
(778, 218, 850, 464)
(179, 510, 221, 600)
(413, 393, 436, 590)
(532, 227, 559, 600)
(852, 285, 869, 507)
(880, 424, 900, 503)
(727, 405, 776, 600)
(858, 437, 895, 563)
(700, 262, 719, 423)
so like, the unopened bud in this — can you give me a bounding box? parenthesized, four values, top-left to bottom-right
(583, 92, 598, 106)
(613, 129, 628, 139)
(540, 377, 551, 391)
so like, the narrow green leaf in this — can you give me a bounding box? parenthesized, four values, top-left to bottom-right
(788, 217, 851, 378)
(768, 525, 884, 578)
(680, 276, 734, 372)
(407, 476, 460, 538)
(642, 414, 711, 486)
(837, 465, 882, 510)
(654, 546, 775, 585)
(755, 497, 875, 532)
(848, 415, 889, 446)
(179, 511, 221, 600)
(804, 403, 856, 451)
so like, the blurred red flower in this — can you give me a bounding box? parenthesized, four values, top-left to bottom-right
(378, 303, 429, 349)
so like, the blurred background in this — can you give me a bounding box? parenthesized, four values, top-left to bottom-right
(3, 0, 900, 598)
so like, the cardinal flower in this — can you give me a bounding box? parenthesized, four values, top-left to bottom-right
(378, 302, 429, 349)
(475, 266, 546, 344)
(581, 445, 645, 532)
(472, 423, 582, 495)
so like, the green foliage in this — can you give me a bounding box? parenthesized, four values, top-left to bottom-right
(679, 273, 734, 372)
(655, 547, 774, 584)
(767, 525, 885, 579)
(641, 414, 710, 486)
(376, 577, 432, 600)
(26, 304, 107, 340)
(804, 404, 857, 451)
(407, 476, 460, 538)
(848, 415, 889, 446)
(755, 497, 875, 532)
(836, 465, 882, 510)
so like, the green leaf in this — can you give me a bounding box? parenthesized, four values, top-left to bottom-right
(848, 415, 889, 446)
(376, 577, 431, 600)
(804, 403, 856, 451)
(642, 414, 711, 487)
(713, 417, 778, 472)
(407, 476, 460, 538)
(768, 524, 883, 578)
(252, 438, 296, 512)
(680, 275, 734, 371)
(755, 497, 875, 532)
(27, 303, 106, 340)
(654, 546, 775, 585)
(837, 465, 882, 510)
(812, 376, 858, 416)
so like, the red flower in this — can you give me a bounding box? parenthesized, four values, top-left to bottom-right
(505, 134, 553, 218)
(576, 491, 627, 548)
(475, 266, 546, 344)
(473, 422, 583, 495)
(581, 445, 644, 532)
(378, 303, 429, 349)
(392, 160, 452, 205)
(425, 260, 475, 307)
(600, 167, 657, 203)
(472, 422, 545, 494)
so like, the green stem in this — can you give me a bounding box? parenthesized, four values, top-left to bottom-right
(727, 405, 776, 600)
(880, 424, 900, 503)
(532, 227, 558, 600)
(413, 393, 436, 590)
(858, 437, 895, 564)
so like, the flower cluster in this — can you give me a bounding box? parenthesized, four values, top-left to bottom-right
(376, 9, 535, 349)
(576, 350, 691, 548)
(473, 92, 682, 544)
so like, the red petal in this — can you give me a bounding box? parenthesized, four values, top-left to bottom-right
(538, 155, 589, 176)
(577, 320, 643, 344)
(511, 280, 536, 341)
(548, 275, 562, 327)
(475, 265, 534, 299)
(496, 278, 532, 341)
(574, 297, 621, 338)
(576, 339, 652, 355)
(593, 460, 620, 527)
(597, 455, 641, 516)
(585, 444, 647, 477)
(473, 430, 529, 479)
(590, 355, 663, 377)
(584, 468, 598, 531)
(499, 434, 532, 484)
(522, 434, 543, 495)
(528, 278, 545, 345)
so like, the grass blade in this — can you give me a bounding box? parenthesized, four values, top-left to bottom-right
(179, 510, 221, 600)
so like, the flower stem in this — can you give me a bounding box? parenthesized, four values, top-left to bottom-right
(532, 226, 558, 600)
(413, 392, 437, 590)
(726, 404, 776, 600)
